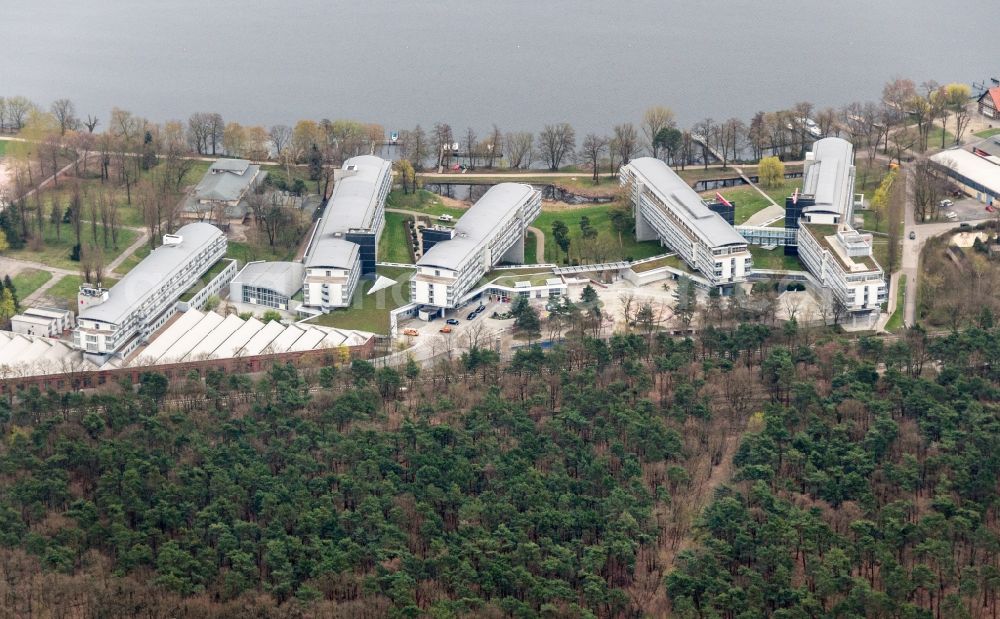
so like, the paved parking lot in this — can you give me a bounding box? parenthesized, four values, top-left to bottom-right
(936, 196, 994, 222)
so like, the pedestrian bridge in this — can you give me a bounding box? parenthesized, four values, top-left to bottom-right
(736, 225, 797, 247)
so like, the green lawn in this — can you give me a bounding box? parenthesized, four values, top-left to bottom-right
(5, 224, 138, 271)
(45, 275, 119, 311)
(861, 209, 887, 233)
(0, 140, 8, 156)
(885, 274, 906, 332)
(709, 178, 798, 225)
(11, 269, 52, 299)
(630, 254, 685, 273)
(524, 231, 538, 264)
(926, 126, 956, 150)
(749, 246, 805, 271)
(387, 189, 465, 219)
(178, 259, 231, 302)
(311, 267, 414, 334)
(226, 241, 295, 265)
(533, 204, 663, 264)
(380, 212, 414, 263)
(974, 128, 1000, 138)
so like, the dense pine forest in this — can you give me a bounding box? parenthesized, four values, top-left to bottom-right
(0, 323, 998, 618)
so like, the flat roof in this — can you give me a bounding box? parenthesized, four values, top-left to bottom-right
(306, 155, 391, 269)
(417, 183, 538, 271)
(80, 222, 224, 326)
(625, 157, 748, 248)
(801, 138, 854, 218)
(232, 261, 304, 297)
(801, 223, 881, 273)
(931, 148, 1000, 193)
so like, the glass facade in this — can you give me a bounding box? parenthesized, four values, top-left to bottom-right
(242, 285, 290, 310)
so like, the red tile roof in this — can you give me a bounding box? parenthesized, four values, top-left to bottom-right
(981, 86, 1000, 110)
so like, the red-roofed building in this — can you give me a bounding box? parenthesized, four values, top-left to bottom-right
(978, 87, 1000, 119)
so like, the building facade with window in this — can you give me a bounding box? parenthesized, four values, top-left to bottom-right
(411, 183, 542, 309)
(302, 156, 392, 312)
(619, 157, 752, 290)
(784, 139, 886, 322)
(72, 223, 228, 360)
(230, 261, 305, 311)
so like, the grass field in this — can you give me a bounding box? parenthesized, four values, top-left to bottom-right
(524, 231, 538, 264)
(975, 128, 1000, 138)
(749, 246, 805, 271)
(533, 204, 663, 264)
(226, 241, 295, 265)
(709, 178, 798, 225)
(46, 275, 119, 311)
(11, 269, 52, 300)
(380, 212, 414, 263)
(387, 189, 466, 219)
(885, 274, 906, 332)
(0, 140, 8, 156)
(311, 266, 414, 334)
(5, 224, 138, 271)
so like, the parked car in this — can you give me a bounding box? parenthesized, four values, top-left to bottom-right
(446, 318, 460, 325)
(960, 223, 972, 229)
(939, 199, 954, 208)
(439, 326, 452, 334)
(476, 304, 485, 313)
(466, 311, 478, 320)
(945, 211, 957, 220)
(987, 205, 996, 213)
(403, 328, 419, 336)
(908, 231, 916, 240)
(438, 214, 454, 222)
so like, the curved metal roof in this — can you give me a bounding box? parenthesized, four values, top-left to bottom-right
(626, 157, 748, 248)
(80, 223, 225, 326)
(417, 183, 538, 271)
(801, 138, 854, 218)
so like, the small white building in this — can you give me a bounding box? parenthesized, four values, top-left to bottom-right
(11, 307, 75, 338)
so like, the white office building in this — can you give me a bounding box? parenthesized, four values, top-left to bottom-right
(11, 307, 75, 338)
(620, 157, 752, 289)
(302, 156, 392, 312)
(788, 138, 886, 320)
(72, 223, 228, 360)
(412, 183, 542, 309)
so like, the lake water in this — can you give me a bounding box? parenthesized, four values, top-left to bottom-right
(2, 0, 997, 136)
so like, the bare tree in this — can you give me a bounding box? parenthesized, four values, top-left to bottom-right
(463, 127, 478, 169)
(50, 98, 78, 135)
(642, 106, 675, 158)
(83, 114, 100, 133)
(485, 124, 502, 168)
(400, 124, 429, 171)
(538, 123, 576, 171)
(433, 122, 454, 169)
(5, 96, 35, 131)
(580, 134, 608, 183)
(269, 124, 291, 157)
(911, 158, 949, 222)
(613, 123, 639, 170)
(503, 132, 534, 169)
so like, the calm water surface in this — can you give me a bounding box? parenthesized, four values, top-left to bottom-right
(2, 0, 997, 135)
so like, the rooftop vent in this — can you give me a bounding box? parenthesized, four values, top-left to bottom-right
(162, 234, 183, 246)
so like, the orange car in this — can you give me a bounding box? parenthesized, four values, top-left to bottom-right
(403, 328, 419, 336)
(439, 326, 452, 334)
